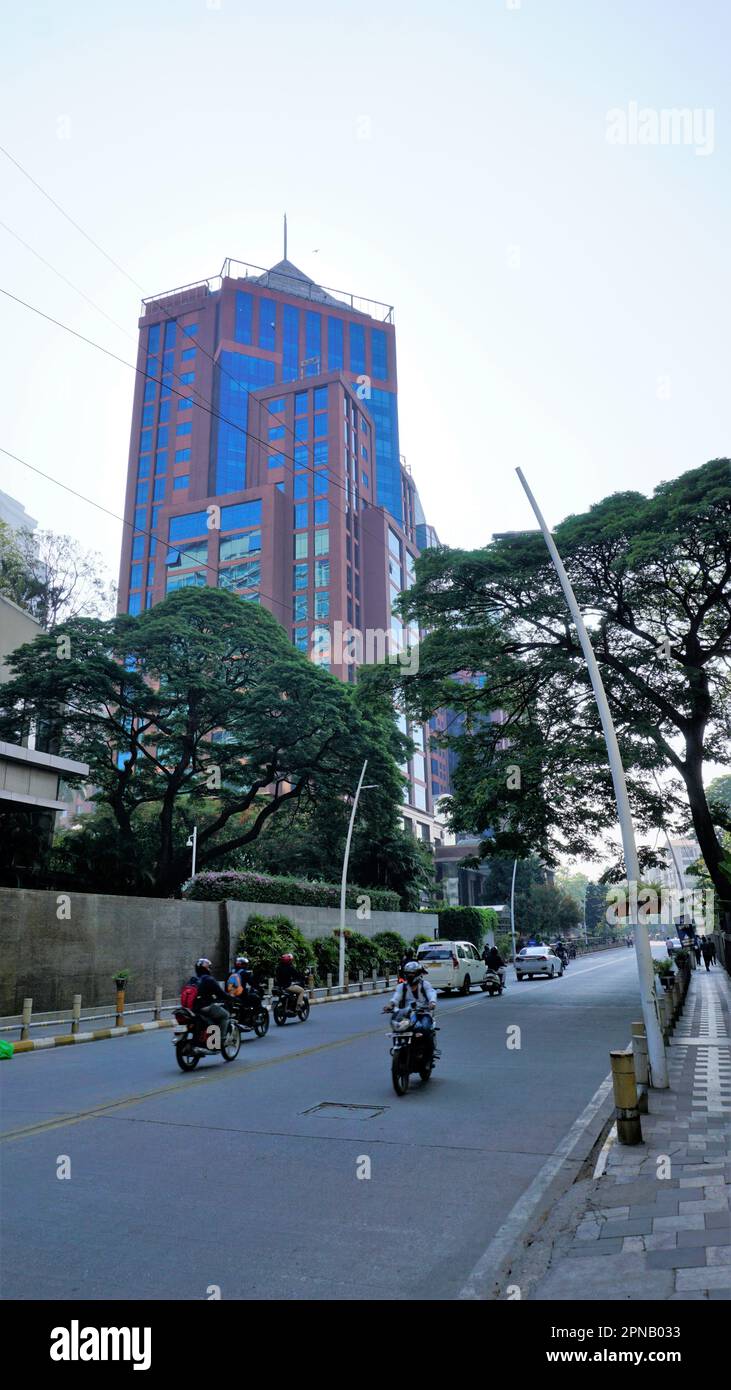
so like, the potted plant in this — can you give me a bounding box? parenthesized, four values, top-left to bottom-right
(653, 958, 675, 991)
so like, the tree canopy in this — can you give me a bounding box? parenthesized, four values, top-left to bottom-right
(391, 459, 731, 927)
(0, 587, 411, 897)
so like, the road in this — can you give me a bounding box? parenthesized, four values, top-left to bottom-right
(1, 946, 652, 1300)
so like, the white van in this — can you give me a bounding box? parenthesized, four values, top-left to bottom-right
(416, 940, 488, 994)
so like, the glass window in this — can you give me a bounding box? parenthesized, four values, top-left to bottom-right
(313, 441, 328, 465)
(268, 426, 285, 440)
(181, 347, 196, 362)
(155, 450, 167, 475)
(305, 311, 321, 374)
(361, 444, 368, 460)
(314, 470, 328, 495)
(142, 405, 154, 428)
(314, 499, 328, 524)
(349, 323, 366, 374)
(293, 593, 308, 621)
(313, 412, 328, 438)
(175, 448, 191, 462)
(293, 627, 309, 651)
(150, 506, 161, 529)
(128, 592, 142, 615)
(276, 481, 285, 492)
(174, 475, 189, 490)
(371, 327, 388, 379)
(314, 559, 329, 587)
(314, 528, 329, 556)
(294, 503, 308, 529)
(313, 386, 328, 411)
(294, 475, 308, 500)
(268, 453, 284, 468)
(214, 350, 276, 495)
(258, 298, 276, 351)
(136, 481, 149, 503)
(166, 569, 207, 592)
(180, 372, 195, 385)
(293, 563, 308, 589)
(168, 541, 208, 569)
(137, 456, 151, 479)
(157, 426, 169, 448)
(388, 527, 401, 559)
(327, 316, 343, 370)
(294, 533, 308, 559)
(144, 379, 156, 403)
(159, 402, 170, 423)
(176, 421, 191, 436)
(132, 536, 144, 560)
(178, 398, 193, 410)
(129, 563, 142, 589)
(294, 445, 308, 467)
(235, 291, 253, 345)
(147, 560, 155, 586)
(219, 530, 261, 562)
(139, 429, 152, 455)
(413, 784, 427, 811)
(219, 558, 261, 591)
(282, 304, 300, 382)
(292, 418, 306, 441)
(169, 511, 209, 541)
(162, 350, 174, 372)
(362, 470, 369, 487)
(134, 506, 146, 530)
(221, 499, 262, 531)
(268, 397, 285, 414)
(314, 591, 329, 619)
(148, 323, 161, 355)
(164, 320, 176, 349)
(182, 322, 198, 339)
(294, 391, 308, 416)
(153, 478, 165, 501)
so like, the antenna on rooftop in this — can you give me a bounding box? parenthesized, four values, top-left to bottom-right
(283, 212, 288, 260)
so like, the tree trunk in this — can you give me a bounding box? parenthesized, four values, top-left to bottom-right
(682, 745, 731, 934)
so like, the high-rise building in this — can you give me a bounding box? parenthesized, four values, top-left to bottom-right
(117, 251, 450, 840)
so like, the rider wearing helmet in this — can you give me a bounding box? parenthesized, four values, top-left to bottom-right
(227, 954, 262, 1020)
(384, 962, 438, 1055)
(190, 957, 232, 1045)
(275, 952, 306, 1010)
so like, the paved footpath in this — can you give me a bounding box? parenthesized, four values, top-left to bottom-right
(531, 964, 731, 1300)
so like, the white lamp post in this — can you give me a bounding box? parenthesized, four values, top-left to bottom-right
(516, 468, 668, 1089)
(510, 858, 518, 963)
(186, 826, 198, 880)
(338, 761, 377, 991)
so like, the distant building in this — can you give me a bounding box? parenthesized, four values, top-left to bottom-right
(0, 489, 37, 533)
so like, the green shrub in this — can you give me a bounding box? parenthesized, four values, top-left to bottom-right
(237, 914, 313, 981)
(311, 935, 340, 984)
(184, 869, 399, 912)
(436, 906, 485, 949)
(410, 933, 432, 951)
(344, 931, 383, 976)
(371, 931, 408, 968)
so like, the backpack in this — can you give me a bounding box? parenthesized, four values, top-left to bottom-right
(226, 972, 243, 997)
(180, 981, 199, 1010)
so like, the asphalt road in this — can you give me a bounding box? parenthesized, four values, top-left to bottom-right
(1, 947, 652, 1301)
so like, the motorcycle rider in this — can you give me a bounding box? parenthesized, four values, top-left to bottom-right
(554, 939, 569, 968)
(483, 942, 507, 989)
(275, 952, 306, 1012)
(227, 954, 262, 1022)
(190, 957, 232, 1047)
(384, 962, 438, 1055)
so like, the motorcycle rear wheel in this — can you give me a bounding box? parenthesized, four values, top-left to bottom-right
(253, 1008, 270, 1037)
(175, 1039, 200, 1072)
(392, 1053, 410, 1096)
(297, 997, 310, 1022)
(221, 1022, 241, 1061)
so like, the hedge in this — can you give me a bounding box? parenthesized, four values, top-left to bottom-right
(237, 914, 313, 980)
(183, 869, 400, 913)
(436, 906, 498, 949)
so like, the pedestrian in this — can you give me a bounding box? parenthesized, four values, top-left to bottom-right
(709, 939, 717, 966)
(693, 935, 702, 966)
(701, 938, 713, 971)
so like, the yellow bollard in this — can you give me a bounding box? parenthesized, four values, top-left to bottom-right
(610, 1049, 642, 1145)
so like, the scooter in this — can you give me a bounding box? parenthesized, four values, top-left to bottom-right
(480, 967, 505, 996)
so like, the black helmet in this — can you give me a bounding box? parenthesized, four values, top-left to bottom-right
(195, 957, 212, 974)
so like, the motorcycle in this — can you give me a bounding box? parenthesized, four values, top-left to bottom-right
(232, 989, 270, 1039)
(388, 1007, 440, 1096)
(271, 983, 310, 1026)
(172, 1003, 241, 1071)
(480, 967, 505, 996)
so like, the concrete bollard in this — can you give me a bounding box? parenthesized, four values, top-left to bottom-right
(610, 1049, 642, 1144)
(267, 977, 274, 1003)
(71, 994, 82, 1036)
(20, 997, 33, 1041)
(371, 968, 377, 991)
(344, 972, 350, 993)
(115, 986, 126, 1029)
(326, 972, 332, 998)
(307, 971, 315, 991)
(631, 1021, 649, 1113)
(358, 970, 364, 992)
(153, 984, 163, 1021)
(657, 993, 671, 1042)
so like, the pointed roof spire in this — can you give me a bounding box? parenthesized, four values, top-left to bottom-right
(283, 212, 288, 261)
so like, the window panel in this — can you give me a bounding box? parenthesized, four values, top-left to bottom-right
(282, 304, 300, 381)
(294, 475, 308, 500)
(234, 291, 253, 345)
(164, 320, 176, 349)
(294, 533, 308, 559)
(327, 316, 343, 370)
(314, 559, 330, 587)
(176, 421, 192, 436)
(129, 563, 142, 589)
(293, 563, 308, 589)
(169, 511, 209, 542)
(148, 323, 161, 355)
(174, 475, 189, 490)
(175, 448, 191, 462)
(219, 530, 261, 562)
(314, 591, 329, 619)
(221, 499, 262, 531)
(314, 499, 328, 524)
(294, 503, 308, 529)
(181, 348, 196, 362)
(349, 323, 366, 374)
(258, 298, 277, 350)
(293, 593, 308, 621)
(371, 327, 388, 379)
(314, 528, 329, 556)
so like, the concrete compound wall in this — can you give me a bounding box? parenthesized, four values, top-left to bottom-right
(0, 888, 437, 1016)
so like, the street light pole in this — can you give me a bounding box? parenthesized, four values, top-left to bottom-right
(516, 468, 668, 1089)
(510, 857, 518, 963)
(339, 760, 370, 992)
(187, 825, 198, 880)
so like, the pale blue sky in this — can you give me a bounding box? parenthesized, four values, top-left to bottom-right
(1, 0, 729, 570)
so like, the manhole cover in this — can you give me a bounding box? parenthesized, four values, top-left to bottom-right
(302, 1102, 387, 1119)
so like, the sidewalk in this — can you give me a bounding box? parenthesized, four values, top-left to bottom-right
(530, 963, 731, 1301)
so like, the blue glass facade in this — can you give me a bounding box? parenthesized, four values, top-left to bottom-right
(234, 292, 254, 345)
(282, 305, 300, 381)
(349, 323, 366, 374)
(258, 298, 276, 350)
(371, 328, 388, 379)
(363, 387, 402, 525)
(305, 311, 321, 374)
(214, 349, 276, 494)
(327, 317, 343, 370)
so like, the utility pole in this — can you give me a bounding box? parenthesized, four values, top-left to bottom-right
(338, 761, 376, 991)
(186, 825, 198, 880)
(510, 858, 518, 962)
(516, 468, 668, 1089)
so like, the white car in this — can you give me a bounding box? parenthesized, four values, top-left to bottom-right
(416, 940, 488, 994)
(665, 938, 682, 957)
(515, 946, 565, 980)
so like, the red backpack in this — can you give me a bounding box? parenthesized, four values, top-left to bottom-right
(180, 982, 198, 1011)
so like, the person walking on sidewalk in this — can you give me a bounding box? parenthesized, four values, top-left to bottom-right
(701, 937, 714, 971)
(693, 935, 703, 966)
(709, 938, 717, 965)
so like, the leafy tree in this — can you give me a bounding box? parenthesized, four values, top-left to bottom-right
(0, 587, 409, 897)
(392, 460, 731, 930)
(0, 523, 115, 628)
